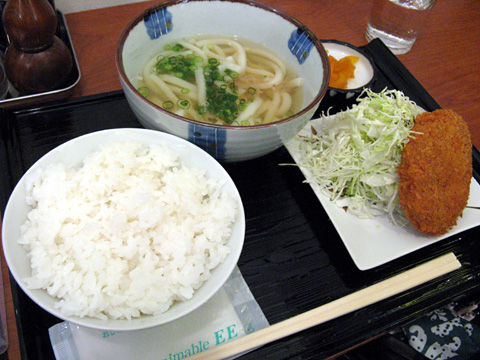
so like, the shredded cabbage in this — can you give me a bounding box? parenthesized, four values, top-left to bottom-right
(294, 88, 422, 224)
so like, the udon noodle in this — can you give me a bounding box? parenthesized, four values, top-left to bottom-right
(137, 35, 304, 126)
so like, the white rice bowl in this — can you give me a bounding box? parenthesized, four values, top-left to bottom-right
(2, 128, 245, 331)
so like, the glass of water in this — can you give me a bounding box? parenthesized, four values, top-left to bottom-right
(365, 0, 436, 54)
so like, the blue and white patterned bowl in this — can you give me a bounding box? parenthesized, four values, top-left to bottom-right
(116, 0, 330, 162)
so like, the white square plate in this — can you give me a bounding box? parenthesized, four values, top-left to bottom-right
(285, 116, 480, 270)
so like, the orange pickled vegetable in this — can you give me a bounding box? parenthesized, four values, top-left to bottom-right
(328, 55, 359, 89)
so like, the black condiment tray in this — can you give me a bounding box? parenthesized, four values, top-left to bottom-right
(1, 39, 479, 360)
(0, 11, 81, 109)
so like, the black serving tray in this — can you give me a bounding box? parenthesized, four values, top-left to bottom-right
(1, 39, 480, 360)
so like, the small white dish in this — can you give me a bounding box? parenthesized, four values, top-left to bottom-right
(322, 40, 376, 100)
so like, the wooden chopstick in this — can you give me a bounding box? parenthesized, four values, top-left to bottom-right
(188, 252, 461, 360)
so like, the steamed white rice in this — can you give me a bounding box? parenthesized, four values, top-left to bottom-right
(19, 141, 237, 320)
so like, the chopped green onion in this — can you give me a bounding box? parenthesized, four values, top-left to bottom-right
(247, 87, 256, 95)
(225, 69, 239, 78)
(177, 99, 190, 109)
(172, 43, 184, 52)
(153, 49, 252, 124)
(154, 51, 199, 81)
(138, 87, 150, 97)
(162, 100, 174, 110)
(198, 105, 206, 115)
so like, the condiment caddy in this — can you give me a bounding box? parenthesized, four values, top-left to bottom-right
(0, 1, 80, 109)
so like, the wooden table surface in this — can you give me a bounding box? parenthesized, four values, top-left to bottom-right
(2, 0, 479, 359)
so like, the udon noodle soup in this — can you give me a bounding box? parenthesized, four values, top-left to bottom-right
(137, 35, 304, 126)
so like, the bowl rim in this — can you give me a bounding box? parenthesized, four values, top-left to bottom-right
(2, 128, 246, 331)
(115, 0, 330, 130)
(322, 39, 377, 92)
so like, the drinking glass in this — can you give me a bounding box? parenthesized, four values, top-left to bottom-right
(365, 0, 436, 54)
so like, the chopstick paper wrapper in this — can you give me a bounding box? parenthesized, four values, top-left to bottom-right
(189, 252, 461, 360)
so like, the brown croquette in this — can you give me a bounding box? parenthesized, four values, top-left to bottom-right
(397, 109, 472, 235)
